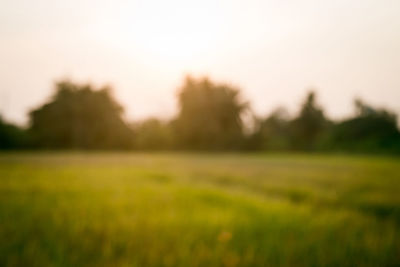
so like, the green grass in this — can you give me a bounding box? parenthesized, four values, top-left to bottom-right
(0, 152, 399, 266)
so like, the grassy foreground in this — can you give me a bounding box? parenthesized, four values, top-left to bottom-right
(0, 153, 399, 266)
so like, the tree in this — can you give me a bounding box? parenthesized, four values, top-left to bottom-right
(0, 115, 28, 149)
(324, 99, 400, 153)
(29, 80, 134, 149)
(257, 107, 291, 150)
(173, 76, 247, 150)
(132, 118, 173, 150)
(290, 91, 329, 150)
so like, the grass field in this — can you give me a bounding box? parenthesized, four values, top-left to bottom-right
(0, 153, 399, 266)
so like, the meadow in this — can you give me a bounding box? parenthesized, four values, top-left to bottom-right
(0, 152, 399, 266)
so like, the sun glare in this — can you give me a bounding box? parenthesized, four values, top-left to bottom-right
(89, 0, 225, 70)
(134, 16, 219, 64)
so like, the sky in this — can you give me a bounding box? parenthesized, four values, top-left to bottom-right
(1, 0, 400, 125)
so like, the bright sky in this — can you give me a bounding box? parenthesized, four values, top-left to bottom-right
(1, 0, 400, 125)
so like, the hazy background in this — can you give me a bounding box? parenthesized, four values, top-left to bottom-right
(1, 0, 400, 125)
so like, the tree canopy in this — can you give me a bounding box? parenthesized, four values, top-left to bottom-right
(29, 81, 133, 149)
(173, 76, 248, 150)
(0, 116, 27, 149)
(323, 99, 400, 153)
(290, 91, 330, 150)
(1, 77, 399, 153)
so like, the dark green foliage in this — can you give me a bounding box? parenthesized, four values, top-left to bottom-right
(290, 91, 330, 150)
(250, 91, 331, 152)
(257, 107, 291, 150)
(133, 118, 173, 150)
(29, 81, 133, 149)
(173, 76, 247, 150)
(0, 116, 28, 149)
(2, 77, 400, 153)
(323, 99, 400, 153)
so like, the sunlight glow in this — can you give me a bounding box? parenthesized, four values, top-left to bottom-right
(1, 0, 400, 124)
(88, 0, 226, 70)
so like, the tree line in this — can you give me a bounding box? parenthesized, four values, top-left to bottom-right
(1, 76, 400, 153)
